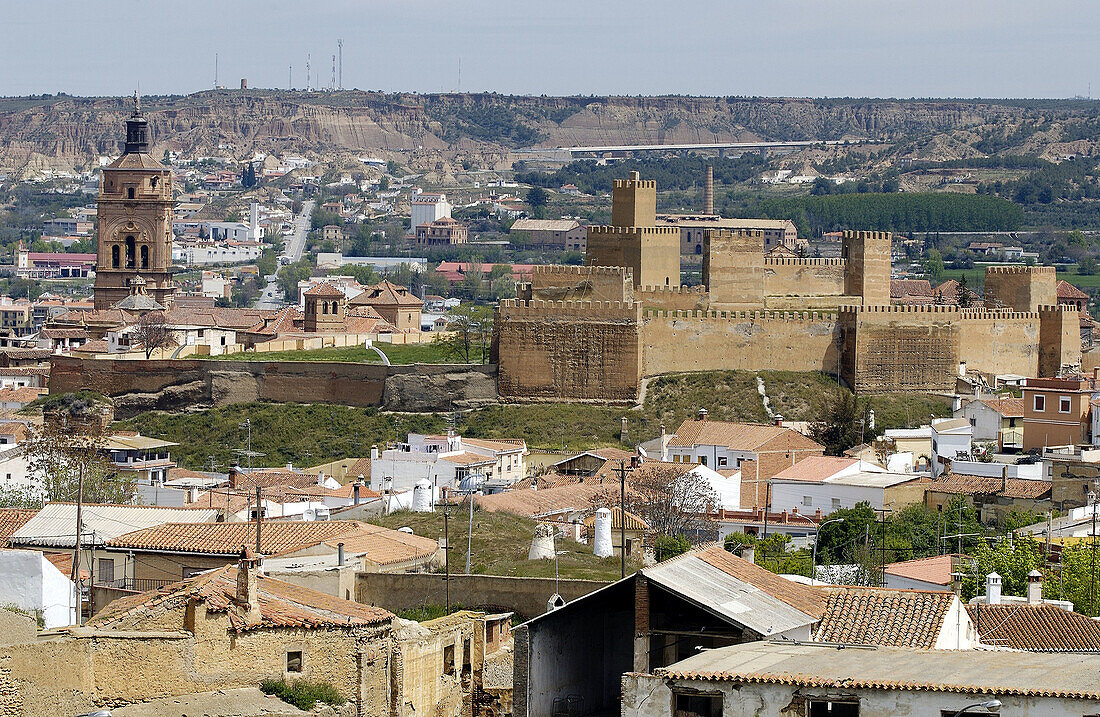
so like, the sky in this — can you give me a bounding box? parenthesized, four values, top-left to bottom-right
(4, 0, 1099, 99)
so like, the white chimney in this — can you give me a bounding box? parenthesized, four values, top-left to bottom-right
(1027, 570, 1043, 605)
(958, 361, 967, 378)
(593, 508, 613, 558)
(249, 202, 259, 239)
(371, 444, 379, 461)
(986, 571, 1002, 605)
(741, 545, 755, 564)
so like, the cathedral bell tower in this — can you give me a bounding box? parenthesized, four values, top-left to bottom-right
(93, 92, 175, 309)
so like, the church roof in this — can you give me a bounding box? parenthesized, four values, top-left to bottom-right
(108, 153, 167, 170)
(349, 280, 423, 308)
(113, 293, 166, 312)
(304, 281, 345, 298)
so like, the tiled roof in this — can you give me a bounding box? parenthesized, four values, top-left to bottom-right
(890, 279, 933, 299)
(349, 280, 423, 307)
(670, 419, 824, 453)
(967, 603, 1100, 651)
(511, 473, 585, 491)
(980, 396, 1024, 417)
(770, 456, 858, 482)
(1058, 279, 1090, 301)
(89, 563, 391, 632)
(0, 386, 46, 404)
(304, 281, 345, 298)
(661, 642, 1100, 700)
(0, 508, 37, 544)
(462, 437, 527, 453)
(105, 520, 366, 556)
(475, 482, 611, 518)
(694, 545, 828, 619)
(233, 468, 317, 490)
(438, 451, 496, 466)
(244, 305, 303, 335)
(814, 587, 955, 648)
(321, 523, 439, 566)
(927, 473, 1052, 499)
(582, 506, 650, 532)
(883, 554, 960, 586)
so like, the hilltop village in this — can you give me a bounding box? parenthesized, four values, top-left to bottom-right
(3, 97, 1100, 717)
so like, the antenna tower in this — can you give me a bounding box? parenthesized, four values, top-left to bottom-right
(331, 54, 336, 92)
(214, 52, 218, 90)
(306, 54, 311, 92)
(289, 65, 292, 90)
(338, 39, 343, 90)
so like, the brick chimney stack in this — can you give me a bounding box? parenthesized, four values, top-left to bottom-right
(233, 546, 263, 628)
(704, 165, 714, 215)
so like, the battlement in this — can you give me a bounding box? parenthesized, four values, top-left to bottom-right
(532, 264, 633, 279)
(1039, 303, 1078, 313)
(498, 298, 640, 320)
(986, 265, 1057, 275)
(711, 228, 765, 238)
(764, 257, 847, 267)
(614, 178, 657, 189)
(588, 225, 680, 236)
(639, 284, 708, 296)
(842, 230, 893, 242)
(838, 304, 961, 315)
(644, 308, 837, 322)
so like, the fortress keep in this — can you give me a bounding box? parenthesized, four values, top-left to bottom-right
(493, 174, 1079, 402)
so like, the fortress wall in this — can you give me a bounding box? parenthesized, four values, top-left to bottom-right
(984, 265, 1057, 312)
(640, 310, 839, 376)
(843, 305, 962, 392)
(957, 309, 1043, 378)
(495, 299, 642, 402)
(704, 229, 764, 307)
(1039, 305, 1081, 375)
(523, 265, 634, 303)
(763, 257, 847, 298)
(637, 285, 710, 312)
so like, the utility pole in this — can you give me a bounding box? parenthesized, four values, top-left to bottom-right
(337, 39, 343, 90)
(72, 460, 85, 625)
(1091, 487, 1098, 616)
(443, 504, 451, 614)
(255, 486, 263, 555)
(465, 472, 476, 574)
(306, 54, 311, 92)
(619, 460, 627, 579)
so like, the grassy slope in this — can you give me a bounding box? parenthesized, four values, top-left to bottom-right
(118, 370, 951, 470)
(204, 341, 488, 365)
(369, 508, 637, 582)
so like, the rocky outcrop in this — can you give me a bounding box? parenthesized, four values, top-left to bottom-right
(381, 368, 499, 412)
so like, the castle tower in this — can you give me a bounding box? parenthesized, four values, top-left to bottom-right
(93, 92, 175, 309)
(704, 165, 714, 215)
(303, 281, 346, 333)
(842, 230, 891, 305)
(587, 172, 680, 288)
(984, 265, 1056, 312)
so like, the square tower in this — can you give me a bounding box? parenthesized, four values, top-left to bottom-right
(842, 230, 891, 305)
(93, 94, 175, 309)
(587, 172, 679, 288)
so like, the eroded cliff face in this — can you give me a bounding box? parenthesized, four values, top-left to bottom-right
(0, 90, 1069, 174)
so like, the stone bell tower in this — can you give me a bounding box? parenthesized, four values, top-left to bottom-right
(93, 91, 175, 309)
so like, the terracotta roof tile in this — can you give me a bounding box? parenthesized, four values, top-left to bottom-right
(582, 506, 650, 532)
(891, 279, 933, 299)
(349, 280, 423, 308)
(814, 587, 955, 648)
(670, 420, 824, 453)
(321, 523, 439, 566)
(106, 520, 366, 556)
(979, 396, 1024, 417)
(771, 456, 858, 482)
(0, 508, 37, 544)
(927, 473, 1051, 499)
(304, 281, 345, 298)
(967, 603, 1100, 650)
(1058, 279, 1090, 301)
(89, 563, 391, 632)
(883, 554, 961, 586)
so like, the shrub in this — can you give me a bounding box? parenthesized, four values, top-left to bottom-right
(653, 534, 691, 562)
(260, 678, 345, 710)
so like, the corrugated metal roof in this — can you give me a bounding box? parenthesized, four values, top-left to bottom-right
(661, 641, 1100, 700)
(10, 503, 218, 548)
(643, 552, 819, 638)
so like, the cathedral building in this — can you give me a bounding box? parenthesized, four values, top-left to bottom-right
(92, 93, 175, 309)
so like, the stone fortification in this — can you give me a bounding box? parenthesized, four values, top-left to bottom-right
(763, 256, 848, 300)
(520, 264, 634, 303)
(494, 298, 642, 402)
(586, 171, 681, 288)
(636, 284, 710, 312)
(641, 309, 839, 376)
(843, 230, 892, 305)
(984, 265, 1057, 311)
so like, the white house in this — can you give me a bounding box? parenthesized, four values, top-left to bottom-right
(769, 456, 921, 514)
(409, 192, 452, 237)
(931, 417, 974, 477)
(0, 549, 78, 629)
(369, 433, 527, 494)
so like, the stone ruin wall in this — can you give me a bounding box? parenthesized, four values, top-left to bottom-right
(494, 299, 642, 402)
(762, 256, 848, 298)
(522, 264, 634, 303)
(640, 309, 840, 376)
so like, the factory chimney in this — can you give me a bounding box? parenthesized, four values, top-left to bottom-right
(704, 165, 714, 215)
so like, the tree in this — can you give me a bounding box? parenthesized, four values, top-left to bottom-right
(277, 259, 314, 300)
(957, 273, 974, 308)
(965, 536, 1045, 601)
(435, 304, 493, 364)
(526, 186, 549, 220)
(241, 163, 257, 188)
(132, 311, 178, 359)
(21, 395, 135, 507)
(810, 390, 863, 456)
(812, 502, 877, 565)
(1080, 257, 1098, 276)
(291, 199, 303, 215)
(925, 248, 945, 279)
(596, 462, 718, 543)
(653, 534, 691, 562)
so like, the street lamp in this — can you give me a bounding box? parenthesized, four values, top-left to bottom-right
(809, 517, 845, 585)
(949, 699, 1001, 717)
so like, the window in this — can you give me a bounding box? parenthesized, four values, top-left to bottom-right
(286, 650, 303, 673)
(809, 700, 858, 717)
(803, 495, 813, 507)
(718, 457, 728, 467)
(140, 245, 149, 269)
(443, 643, 455, 675)
(1060, 396, 1072, 414)
(98, 558, 114, 583)
(674, 693, 723, 717)
(700, 456, 708, 466)
(969, 418, 976, 426)
(150, 176, 158, 189)
(111, 245, 120, 268)
(127, 187, 135, 199)
(832, 498, 841, 510)
(125, 236, 136, 269)
(1034, 395, 1046, 412)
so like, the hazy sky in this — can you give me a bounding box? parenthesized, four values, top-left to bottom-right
(5, 0, 1099, 99)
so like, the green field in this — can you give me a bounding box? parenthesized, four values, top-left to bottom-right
(117, 370, 950, 470)
(369, 509, 638, 582)
(938, 266, 1100, 292)
(204, 340, 488, 365)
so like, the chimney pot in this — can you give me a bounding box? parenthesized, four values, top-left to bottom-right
(697, 408, 708, 421)
(1027, 569, 1043, 605)
(741, 545, 755, 564)
(986, 571, 1002, 605)
(338, 542, 345, 566)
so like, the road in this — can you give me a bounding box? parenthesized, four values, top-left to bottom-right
(254, 199, 313, 310)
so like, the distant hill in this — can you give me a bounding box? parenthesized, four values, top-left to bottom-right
(3, 91, 1099, 176)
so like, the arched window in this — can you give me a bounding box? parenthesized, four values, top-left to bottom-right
(111, 245, 120, 269)
(140, 245, 149, 269)
(695, 244, 703, 255)
(150, 176, 158, 189)
(127, 187, 135, 199)
(322, 302, 328, 315)
(125, 236, 136, 269)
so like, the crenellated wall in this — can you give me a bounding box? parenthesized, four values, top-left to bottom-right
(520, 264, 634, 303)
(641, 309, 840, 376)
(494, 299, 642, 402)
(763, 256, 847, 298)
(984, 265, 1057, 312)
(636, 284, 710, 312)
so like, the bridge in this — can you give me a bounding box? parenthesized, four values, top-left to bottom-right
(515, 138, 884, 161)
